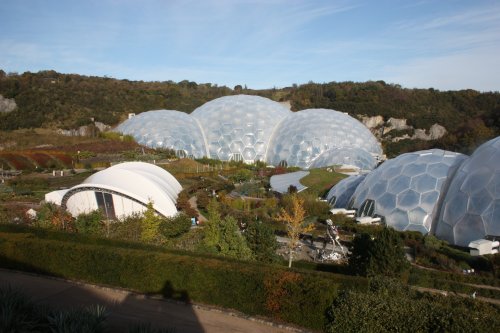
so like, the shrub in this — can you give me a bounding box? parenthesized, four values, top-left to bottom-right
(0, 227, 368, 330)
(159, 213, 191, 239)
(75, 210, 103, 236)
(245, 221, 279, 263)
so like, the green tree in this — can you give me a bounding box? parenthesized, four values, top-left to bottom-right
(229, 169, 253, 183)
(159, 213, 192, 238)
(140, 202, 163, 244)
(349, 227, 409, 277)
(108, 213, 142, 242)
(202, 199, 253, 260)
(245, 221, 279, 263)
(75, 210, 102, 236)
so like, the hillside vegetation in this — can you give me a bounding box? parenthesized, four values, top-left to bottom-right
(1, 70, 499, 154)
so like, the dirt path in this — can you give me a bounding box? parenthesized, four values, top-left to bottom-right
(0, 269, 306, 333)
(412, 285, 500, 305)
(188, 196, 207, 223)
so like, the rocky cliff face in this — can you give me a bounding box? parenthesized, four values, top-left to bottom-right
(360, 115, 447, 142)
(57, 122, 111, 137)
(0, 95, 17, 113)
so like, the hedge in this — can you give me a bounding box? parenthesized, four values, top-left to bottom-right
(0, 227, 368, 330)
(408, 267, 500, 299)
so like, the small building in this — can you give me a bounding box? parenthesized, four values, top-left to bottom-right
(468, 239, 499, 256)
(45, 162, 182, 219)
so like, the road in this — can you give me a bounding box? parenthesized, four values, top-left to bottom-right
(0, 269, 306, 333)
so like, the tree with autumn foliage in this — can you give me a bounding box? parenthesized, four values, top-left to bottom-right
(275, 194, 314, 268)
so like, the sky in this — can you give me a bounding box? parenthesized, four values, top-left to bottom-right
(1, 0, 499, 91)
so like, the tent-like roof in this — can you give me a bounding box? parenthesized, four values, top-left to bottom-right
(62, 162, 182, 218)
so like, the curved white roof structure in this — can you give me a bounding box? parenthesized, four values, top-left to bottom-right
(59, 162, 182, 219)
(115, 110, 207, 158)
(191, 95, 291, 163)
(351, 149, 466, 234)
(266, 109, 382, 169)
(436, 137, 500, 246)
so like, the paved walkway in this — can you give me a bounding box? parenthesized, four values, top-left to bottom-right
(0, 269, 305, 333)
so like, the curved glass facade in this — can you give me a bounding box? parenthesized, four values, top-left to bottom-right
(436, 137, 500, 246)
(351, 149, 466, 234)
(326, 174, 366, 208)
(191, 95, 291, 163)
(115, 96, 382, 169)
(115, 110, 207, 158)
(309, 147, 377, 171)
(266, 109, 382, 169)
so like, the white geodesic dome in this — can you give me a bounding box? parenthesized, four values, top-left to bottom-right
(326, 175, 366, 208)
(266, 109, 382, 169)
(115, 110, 208, 158)
(309, 147, 377, 171)
(191, 95, 291, 163)
(436, 137, 500, 246)
(351, 149, 467, 234)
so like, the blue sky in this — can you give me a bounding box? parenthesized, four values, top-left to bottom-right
(1, 0, 499, 91)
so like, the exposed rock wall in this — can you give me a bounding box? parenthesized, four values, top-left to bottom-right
(57, 122, 111, 137)
(0, 95, 17, 113)
(359, 115, 447, 142)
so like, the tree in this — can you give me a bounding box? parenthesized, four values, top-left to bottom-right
(75, 210, 102, 236)
(35, 202, 73, 231)
(159, 213, 191, 238)
(275, 194, 314, 268)
(202, 199, 253, 260)
(245, 221, 279, 263)
(140, 202, 163, 244)
(349, 227, 409, 277)
(108, 213, 142, 242)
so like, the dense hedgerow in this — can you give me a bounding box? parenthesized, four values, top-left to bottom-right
(0, 226, 367, 330)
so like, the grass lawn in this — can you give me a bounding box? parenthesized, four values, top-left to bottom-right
(300, 168, 347, 197)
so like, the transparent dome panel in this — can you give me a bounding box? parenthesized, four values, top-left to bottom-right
(352, 149, 466, 234)
(191, 95, 291, 163)
(267, 109, 382, 168)
(326, 175, 366, 208)
(436, 137, 500, 246)
(115, 110, 207, 158)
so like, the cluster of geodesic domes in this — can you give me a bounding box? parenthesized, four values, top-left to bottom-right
(326, 138, 500, 247)
(115, 95, 383, 170)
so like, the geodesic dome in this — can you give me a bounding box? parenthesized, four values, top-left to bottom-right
(326, 174, 366, 208)
(115, 110, 207, 158)
(436, 137, 500, 246)
(266, 109, 382, 169)
(309, 147, 377, 171)
(191, 95, 291, 163)
(351, 149, 467, 234)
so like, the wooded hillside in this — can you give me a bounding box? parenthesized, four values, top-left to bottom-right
(1, 70, 499, 155)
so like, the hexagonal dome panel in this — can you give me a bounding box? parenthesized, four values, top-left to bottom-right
(191, 95, 291, 163)
(326, 175, 366, 208)
(309, 147, 377, 171)
(351, 149, 467, 234)
(266, 109, 382, 169)
(436, 136, 500, 246)
(115, 110, 207, 158)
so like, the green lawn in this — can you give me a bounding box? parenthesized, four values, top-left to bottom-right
(300, 168, 347, 197)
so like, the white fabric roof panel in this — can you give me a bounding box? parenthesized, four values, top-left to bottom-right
(62, 162, 182, 218)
